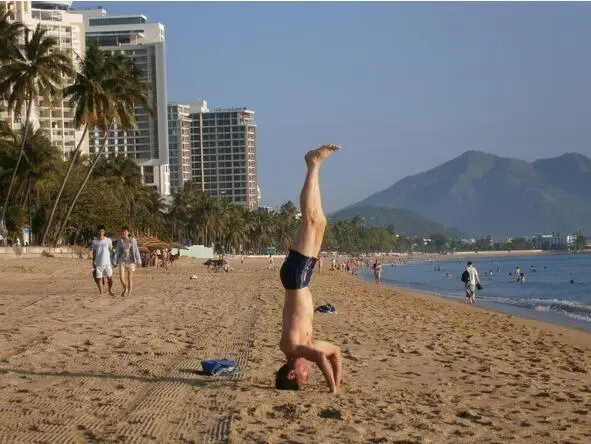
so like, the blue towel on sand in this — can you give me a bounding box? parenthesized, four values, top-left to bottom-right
(201, 359, 239, 376)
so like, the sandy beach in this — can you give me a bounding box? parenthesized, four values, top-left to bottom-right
(0, 256, 590, 443)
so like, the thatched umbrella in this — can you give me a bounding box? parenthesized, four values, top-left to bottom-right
(136, 235, 170, 251)
(144, 242, 170, 250)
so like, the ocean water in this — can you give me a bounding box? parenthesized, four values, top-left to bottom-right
(360, 253, 591, 331)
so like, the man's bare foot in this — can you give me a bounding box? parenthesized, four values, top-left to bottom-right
(305, 144, 340, 167)
(108, 290, 115, 297)
(120, 288, 126, 297)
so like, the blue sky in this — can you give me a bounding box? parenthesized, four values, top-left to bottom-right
(75, 1, 591, 212)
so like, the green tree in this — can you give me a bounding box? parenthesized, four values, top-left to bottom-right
(0, 24, 73, 242)
(0, 123, 62, 240)
(42, 42, 110, 245)
(429, 232, 450, 253)
(574, 231, 586, 251)
(167, 181, 202, 241)
(0, 4, 25, 62)
(53, 54, 153, 245)
(276, 201, 298, 251)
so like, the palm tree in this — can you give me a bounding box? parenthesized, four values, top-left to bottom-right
(42, 42, 109, 246)
(223, 207, 247, 254)
(0, 122, 62, 241)
(0, 4, 24, 62)
(0, 24, 73, 242)
(92, 155, 150, 229)
(135, 187, 165, 236)
(53, 55, 153, 245)
(248, 209, 277, 254)
(168, 181, 204, 241)
(194, 193, 221, 247)
(277, 201, 298, 251)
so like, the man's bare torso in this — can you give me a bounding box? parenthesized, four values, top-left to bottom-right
(280, 289, 313, 353)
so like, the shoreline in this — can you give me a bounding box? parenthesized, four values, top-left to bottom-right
(358, 270, 591, 333)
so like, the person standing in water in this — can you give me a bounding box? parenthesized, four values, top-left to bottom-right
(276, 144, 342, 393)
(373, 259, 382, 285)
(464, 261, 481, 304)
(114, 226, 141, 297)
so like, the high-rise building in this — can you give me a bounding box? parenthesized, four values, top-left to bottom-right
(187, 101, 259, 210)
(0, 0, 88, 157)
(78, 7, 169, 195)
(167, 103, 192, 194)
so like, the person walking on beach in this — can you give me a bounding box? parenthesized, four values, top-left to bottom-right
(373, 259, 382, 285)
(161, 248, 169, 270)
(463, 261, 480, 304)
(114, 226, 141, 297)
(92, 225, 114, 296)
(276, 144, 343, 394)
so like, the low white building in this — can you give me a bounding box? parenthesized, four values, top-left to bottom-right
(534, 233, 576, 250)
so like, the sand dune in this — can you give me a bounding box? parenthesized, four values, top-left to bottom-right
(0, 257, 589, 443)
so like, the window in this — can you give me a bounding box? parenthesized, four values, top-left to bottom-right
(143, 166, 154, 183)
(89, 17, 146, 26)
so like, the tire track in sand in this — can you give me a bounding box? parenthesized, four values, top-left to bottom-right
(105, 295, 265, 444)
(0, 296, 145, 363)
(199, 296, 265, 444)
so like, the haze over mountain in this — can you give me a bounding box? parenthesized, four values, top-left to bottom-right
(336, 151, 591, 237)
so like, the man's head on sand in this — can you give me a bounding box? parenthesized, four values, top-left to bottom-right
(276, 358, 310, 390)
(97, 225, 106, 239)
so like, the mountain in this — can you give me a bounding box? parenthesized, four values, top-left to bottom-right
(341, 151, 591, 237)
(330, 205, 454, 236)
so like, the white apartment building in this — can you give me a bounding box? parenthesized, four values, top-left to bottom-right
(167, 103, 191, 194)
(187, 100, 259, 210)
(78, 6, 169, 195)
(534, 233, 577, 250)
(0, 0, 88, 157)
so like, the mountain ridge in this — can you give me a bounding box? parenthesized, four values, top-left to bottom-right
(337, 151, 591, 237)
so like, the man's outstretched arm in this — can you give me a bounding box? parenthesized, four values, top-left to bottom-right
(313, 340, 342, 391)
(292, 344, 337, 393)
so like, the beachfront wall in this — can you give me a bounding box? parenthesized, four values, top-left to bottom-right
(0, 246, 90, 260)
(180, 245, 215, 259)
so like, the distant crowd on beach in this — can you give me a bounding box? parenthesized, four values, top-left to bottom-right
(90, 223, 575, 307)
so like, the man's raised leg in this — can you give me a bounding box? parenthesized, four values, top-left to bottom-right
(290, 144, 340, 257)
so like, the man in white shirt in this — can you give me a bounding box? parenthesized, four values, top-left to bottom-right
(464, 261, 480, 304)
(92, 225, 114, 296)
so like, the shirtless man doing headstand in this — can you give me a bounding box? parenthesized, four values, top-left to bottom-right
(276, 144, 343, 393)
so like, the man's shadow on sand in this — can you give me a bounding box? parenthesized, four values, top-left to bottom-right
(0, 367, 245, 387)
